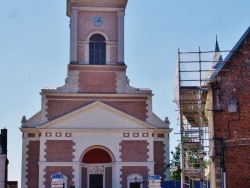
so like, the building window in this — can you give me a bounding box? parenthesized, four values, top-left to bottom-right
(89, 34, 106, 65)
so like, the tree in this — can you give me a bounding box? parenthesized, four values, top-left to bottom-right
(166, 144, 182, 180)
(167, 144, 210, 187)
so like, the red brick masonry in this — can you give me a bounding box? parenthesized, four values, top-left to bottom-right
(26, 141, 40, 188)
(46, 96, 148, 121)
(119, 140, 149, 162)
(45, 140, 75, 162)
(154, 141, 166, 179)
(121, 166, 148, 188)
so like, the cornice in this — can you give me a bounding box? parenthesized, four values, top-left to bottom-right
(67, 0, 128, 16)
(40, 92, 152, 98)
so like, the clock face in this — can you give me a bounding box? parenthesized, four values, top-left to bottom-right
(93, 16, 103, 27)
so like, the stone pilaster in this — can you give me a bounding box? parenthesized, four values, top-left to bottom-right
(70, 9, 79, 64)
(21, 137, 29, 188)
(117, 11, 125, 64)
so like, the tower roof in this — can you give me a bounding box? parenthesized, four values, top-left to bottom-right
(212, 36, 223, 69)
(215, 35, 220, 52)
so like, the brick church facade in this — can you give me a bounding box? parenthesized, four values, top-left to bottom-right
(20, 0, 171, 188)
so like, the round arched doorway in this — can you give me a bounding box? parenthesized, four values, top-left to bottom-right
(81, 146, 114, 188)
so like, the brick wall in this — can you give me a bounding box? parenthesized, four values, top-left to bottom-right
(154, 141, 166, 179)
(212, 33, 250, 187)
(78, 11, 118, 41)
(44, 166, 74, 188)
(105, 100, 148, 120)
(82, 167, 87, 188)
(120, 140, 148, 162)
(224, 145, 250, 187)
(46, 100, 90, 120)
(110, 45, 118, 64)
(78, 71, 117, 93)
(120, 166, 148, 188)
(46, 95, 148, 121)
(26, 141, 40, 188)
(105, 167, 112, 188)
(45, 140, 75, 162)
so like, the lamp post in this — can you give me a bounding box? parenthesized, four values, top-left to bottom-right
(197, 151, 206, 188)
(172, 166, 178, 188)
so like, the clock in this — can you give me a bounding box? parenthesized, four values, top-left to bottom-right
(93, 16, 103, 27)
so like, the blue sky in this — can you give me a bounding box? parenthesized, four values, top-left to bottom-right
(0, 0, 249, 185)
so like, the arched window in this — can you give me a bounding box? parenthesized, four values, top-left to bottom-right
(89, 34, 106, 65)
(82, 148, 112, 163)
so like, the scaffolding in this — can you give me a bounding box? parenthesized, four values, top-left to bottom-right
(174, 45, 228, 187)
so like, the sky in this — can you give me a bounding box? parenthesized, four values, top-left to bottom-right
(0, 0, 250, 185)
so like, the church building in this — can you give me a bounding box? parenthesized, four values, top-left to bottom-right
(20, 0, 171, 188)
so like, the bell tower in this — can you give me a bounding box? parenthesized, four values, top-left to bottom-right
(67, 0, 127, 65)
(56, 0, 129, 95)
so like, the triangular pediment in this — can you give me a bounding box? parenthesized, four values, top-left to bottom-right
(40, 101, 156, 129)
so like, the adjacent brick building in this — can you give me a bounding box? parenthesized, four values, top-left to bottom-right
(207, 27, 250, 188)
(20, 0, 172, 188)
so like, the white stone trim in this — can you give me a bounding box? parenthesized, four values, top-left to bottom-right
(38, 161, 81, 166)
(40, 95, 48, 124)
(116, 71, 126, 93)
(21, 138, 29, 188)
(84, 43, 89, 64)
(86, 30, 110, 41)
(146, 96, 153, 124)
(39, 91, 151, 98)
(38, 163, 46, 188)
(106, 44, 111, 64)
(56, 70, 79, 92)
(72, 6, 125, 12)
(117, 11, 125, 63)
(114, 163, 122, 188)
(72, 163, 80, 187)
(39, 137, 46, 162)
(70, 9, 79, 62)
(114, 161, 155, 166)
(147, 137, 154, 161)
(163, 135, 169, 180)
(72, 140, 77, 161)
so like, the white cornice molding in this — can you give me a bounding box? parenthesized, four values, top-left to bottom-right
(21, 128, 171, 133)
(114, 161, 155, 166)
(19, 128, 40, 133)
(38, 161, 81, 166)
(40, 92, 151, 98)
(86, 30, 110, 41)
(37, 129, 157, 133)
